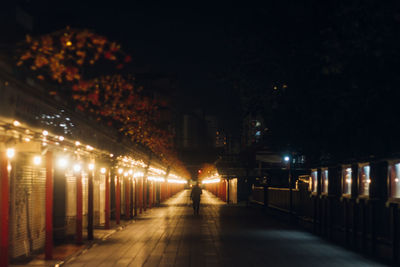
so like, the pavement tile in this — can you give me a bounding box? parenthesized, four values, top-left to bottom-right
(59, 190, 386, 267)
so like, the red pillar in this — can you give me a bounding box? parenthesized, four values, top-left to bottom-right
(144, 178, 147, 212)
(160, 182, 164, 202)
(152, 181, 157, 205)
(0, 152, 9, 267)
(125, 177, 130, 219)
(88, 169, 94, 240)
(149, 181, 153, 209)
(116, 175, 120, 224)
(105, 172, 110, 229)
(134, 179, 138, 216)
(45, 151, 53, 259)
(139, 177, 143, 214)
(76, 172, 83, 244)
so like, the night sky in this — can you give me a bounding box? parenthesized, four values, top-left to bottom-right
(14, 2, 240, 113)
(4, 1, 400, 162)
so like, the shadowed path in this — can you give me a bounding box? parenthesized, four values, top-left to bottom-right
(64, 190, 385, 267)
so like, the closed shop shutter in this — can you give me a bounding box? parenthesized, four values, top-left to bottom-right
(93, 172, 100, 226)
(98, 173, 105, 226)
(9, 153, 46, 259)
(65, 171, 76, 237)
(120, 178, 125, 216)
(82, 172, 88, 229)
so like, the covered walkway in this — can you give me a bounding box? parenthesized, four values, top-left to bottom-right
(63, 190, 384, 267)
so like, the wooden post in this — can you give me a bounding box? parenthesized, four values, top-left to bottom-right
(116, 175, 120, 224)
(45, 151, 53, 259)
(105, 171, 110, 229)
(0, 152, 9, 267)
(76, 171, 83, 244)
(88, 168, 94, 240)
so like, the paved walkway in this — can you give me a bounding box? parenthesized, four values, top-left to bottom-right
(64, 190, 385, 267)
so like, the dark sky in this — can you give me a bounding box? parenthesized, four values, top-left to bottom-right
(14, 2, 241, 115)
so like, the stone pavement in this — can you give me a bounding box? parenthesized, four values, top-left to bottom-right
(62, 190, 386, 267)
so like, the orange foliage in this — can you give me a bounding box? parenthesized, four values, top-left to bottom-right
(17, 28, 188, 178)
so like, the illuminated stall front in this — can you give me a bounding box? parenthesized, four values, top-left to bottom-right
(342, 166, 352, 196)
(358, 164, 371, 197)
(321, 168, 328, 194)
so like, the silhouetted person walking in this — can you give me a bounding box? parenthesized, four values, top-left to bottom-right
(190, 182, 202, 215)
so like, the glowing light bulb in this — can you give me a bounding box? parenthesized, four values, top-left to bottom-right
(73, 164, 82, 172)
(58, 158, 68, 168)
(110, 154, 114, 158)
(75, 141, 80, 146)
(118, 168, 123, 174)
(33, 156, 42, 165)
(124, 172, 128, 177)
(13, 120, 20, 127)
(42, 130, 48, 136)
(88, 163, 95, 170)
(100, 168, 106, 174)
(6, 148, 15, 159)
(59, 136, 64, 141)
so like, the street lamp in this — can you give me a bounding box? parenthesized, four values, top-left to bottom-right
(284, 154, 293, 222)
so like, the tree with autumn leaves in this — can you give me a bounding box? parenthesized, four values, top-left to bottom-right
(16, 27, 188, 177)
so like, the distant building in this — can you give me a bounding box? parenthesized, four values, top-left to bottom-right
(241, 114, 265, 147)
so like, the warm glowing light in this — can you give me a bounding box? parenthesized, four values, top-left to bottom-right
(58, 158, 68, 168)
(110, 154, 114, 158)
(202, 178, 221, 184)
(33, 156, 42, 165)
(129, 169, 133, 175)
(366, 179, 371, 184)
(6, 148, 15, 159)
(75, 141, 80, 146)
(284, 156, 290, 162)
(73, 164, 82, 172)
(66, 40, 72, 46)
(42, 130, 49, 136)
(134, 172, 144, 178)
(118, 168, 123, 174)
(100, 168, 106, 174)
(88, 163, 95, 170)
(167, 179, 187, 184)
(59, 136, 64, 141)
(86, 145, 93, 151)
(395, 178, 399, 183)
(24, 137, 31, 142)
(346, 178, 352, 184)
(13, 120, 20, 127)
(42, 142, 47, 146)
(7, 164, 11, 172)
(124, 172, 128, 177)
(148, 176, 165, 182)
